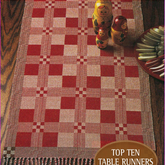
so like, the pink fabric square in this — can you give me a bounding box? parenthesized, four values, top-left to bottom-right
(19, 109, 34, 122)
(61, 97, 75, 109)
(43, 133, 58, 147)
(45, 109, 60, 122)
(86, 98, 100, 110)
(49, 64, 63, 75)
(16, 133, 32, 147)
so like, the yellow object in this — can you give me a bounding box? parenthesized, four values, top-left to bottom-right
(92, 0, 113, 34)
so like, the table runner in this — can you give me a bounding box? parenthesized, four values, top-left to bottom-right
(3, 0, 155, 164)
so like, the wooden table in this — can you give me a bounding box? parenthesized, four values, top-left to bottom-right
(1, 0, 164, 164)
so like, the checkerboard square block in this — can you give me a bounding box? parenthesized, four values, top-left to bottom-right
(101, 65, 114, 77)
(101, 98, 115, 110)
(27, 45, 41, 55)
(101, 110, 115, 123)
(24, 64, 39, 75)
(19, 109, 34, 122)
(43, 133, 58, 147)
(62, 76, 76, 87)
(87, 35, 96, 45)
(100, 46, 114, 56)
(20, 97, 36, 109)
(125, 66, 139, 77)
(87, 45, 100, 56)
(45, 109, 60, 122)
(23, 76, 38, 87)
(52, 35, 65, 45)
(46, 97, 61, 109)
(66, 18, 78, 27)
(15, 133, 32, 147)
(86, 98, 100, 110)
(122, 10, 134, 19)
(87, 77, 101, 88)
(87, 65, 100, 76)
(48, 76, 62, 87)
(63, 64, 77, 76)
(86, 110, 100, 123)
(58, 133, 74, 147)
(54, 8, 66, 17)
(127, 111, 142, 124)
(66, 8, 78, 18)
(53, 18, 66, 27)
(101, 134, 116, 147)
(125, 77, 140, 89)
(64, 45, 77, 56)
(49, 64, 63, 75)
(65, 35, 78, 45)
(126, 99, 141, 111)
(32, 9, 45, 17)
(60, 109, 75, 122)
(85, 133, 100, 148)
(101, 77, 115, 89)
(88, 18, 93, 28)
(61, 97, 75, 109)
(128, 135, 143, 143)
(51, 45, 64, 56)
(31, 18, 44, 27)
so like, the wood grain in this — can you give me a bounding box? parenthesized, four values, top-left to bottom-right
(1, 0, 164, 164)
(1, 0, 25, 156)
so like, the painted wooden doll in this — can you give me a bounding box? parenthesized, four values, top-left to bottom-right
(111, 16, 128, 45)
(96, 28, 109, 49)
(92, 0, 113, 35)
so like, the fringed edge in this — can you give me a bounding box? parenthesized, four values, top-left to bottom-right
(2, 157, 94, 165)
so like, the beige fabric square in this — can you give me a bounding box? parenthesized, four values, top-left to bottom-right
(31, 18, 44, 27)
(126, 98, 141, 111)
(63, 64, 77, 76)
(101, 98, 115, 110)
(66, 8, 78, 18)
(53, 18, 66, 27)
(23, 76, 38, 87)
(85, 133, 100, 148)
(86, 110, 100, 123)
(20, 97, 36, 109)
(29, 35, 42, 44)
(60, 109, 75, 122)
(51, 35, 65, 45)
(87, 45, 100, 56)
(101, 77, 115, 89)
(46, 97, 61, 109)
(125, 77, 140, 89)
(88, 8, 94, 18)
(48, 76, 62, 87)
(87, 65, 100, 76)
(58, 133, 74, 147)
(64, 45, 78, 56)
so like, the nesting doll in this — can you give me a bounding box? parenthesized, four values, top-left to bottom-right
(111, 16, 128, 45)
(96, 28, 109, 49)
(92, 0, 113, 35)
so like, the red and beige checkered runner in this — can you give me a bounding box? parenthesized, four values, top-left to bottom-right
(3, 0, 155, 164)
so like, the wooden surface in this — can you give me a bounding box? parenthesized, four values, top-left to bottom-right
(1, 0, 164, 164)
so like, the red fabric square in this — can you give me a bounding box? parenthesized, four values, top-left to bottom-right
(49, 64, 63, 75)
(101, 110, 115, 123)
(66, 18, 78, 27)
(65, 35, 77, 45)
(127, 111, 142, 124)
(122, 10, 134, 19)
(87, 35, 96, 45)
(86, 98, 100, 109)
(45, 109, 60, 122)
(24, 64, 39, 75)
(88, 18, 93, 28)
(43, 133, 58, 147)
(51, 45, 64, 56)
(125, 66, 139, 77)
(61, 97, 75, 109)
(121, 0, 132, 1)
(128, 135, 143, 143)
(101, 134, 116, 147)
(62, 76, 76, 87)
(87, 77, 101, 88)
(27, 45, 41, 56)
(15, 133, 32, 147)
(101, 65, 114, 76)
(100, 46, 114, 56)
(19, 109, 34, 122)
(54, 8, 66, 17)
(32, 9, 45, 17)
(123, 46, 134, 57)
